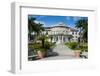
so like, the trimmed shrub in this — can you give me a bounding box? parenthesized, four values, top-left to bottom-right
(69, 42, 78, 49)
(65, 42, 78, 50)
(44, 41, 51, 49)
(65, 42, 88, 52)
(80, 45, 88, 52)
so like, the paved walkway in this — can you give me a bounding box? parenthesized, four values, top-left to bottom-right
(53, 43, 75, 56)
(40, 44, 79, 60)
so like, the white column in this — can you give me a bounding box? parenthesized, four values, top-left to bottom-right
(62, 36, 63, 43)
(52, 36, 54, 42)
(66, 37, 68, 42)
(54, 36, 55, 42)
(58, 36, 60, 44)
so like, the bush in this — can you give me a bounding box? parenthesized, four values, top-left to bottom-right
(65, 42, 88, 52)
(80, 45, 88, 52)
(44, 41, 51, 49)
(69, 42, 78, 49)
(29, 43, 41, 49)
(28, 41, 56, 53)
(65, 42, 78, 50)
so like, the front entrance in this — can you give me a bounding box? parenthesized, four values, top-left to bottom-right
(55, 36, 67, 44)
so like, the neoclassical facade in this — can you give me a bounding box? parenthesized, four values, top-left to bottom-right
(42, 22, 79, 44)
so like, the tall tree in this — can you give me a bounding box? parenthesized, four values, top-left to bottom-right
(38, 35, 48, 48)
(28, 17, 36, 41)
(35, 23, 45, 35)
(75, 19, 88, 42)
(28, 17, 44, 41)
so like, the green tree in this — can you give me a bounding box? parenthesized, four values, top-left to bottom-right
(75, 19, 88, 42)
(38, 35, 48, 48)
(35, 23, 45, 35)
(28, 17, 36, 41)
(28, 17, 44, 41)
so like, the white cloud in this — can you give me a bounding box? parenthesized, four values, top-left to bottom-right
(36, 16, 45, 20)
(73, 17, 82, 21)
(66, 16, 82, 21)
(66, 16, 72, 20)
(34, 20, 46, 27)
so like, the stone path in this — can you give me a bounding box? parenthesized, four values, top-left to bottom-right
(40, 44, 79, 60)
(53, 43, 75, 56)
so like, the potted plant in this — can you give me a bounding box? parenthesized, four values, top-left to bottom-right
(74, 48, 81, 58)
(36, 41, 51, 59)
(30, 43, 44, 59)
(68, 42, 81, 58)
(36, 48, 45, 59)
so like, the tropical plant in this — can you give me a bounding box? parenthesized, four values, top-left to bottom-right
(44, 41, 51, 49)
(75, 19, 88, 42)
(38, 35, 48, 48)
(35, 23, 45, 35)
(28, 17, 36, 41)
(28, 17, 45, 41)
(69, 42, 78, 50)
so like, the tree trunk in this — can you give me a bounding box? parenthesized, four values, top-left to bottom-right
(42, 39, 45, 48)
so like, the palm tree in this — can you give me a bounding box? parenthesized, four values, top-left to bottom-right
(38, 35, 48, 48)
(35, 23, 45, 35)
(28, 17, 37, 41)
(75, 19, 88, 42)
(28, 17, 45, 41)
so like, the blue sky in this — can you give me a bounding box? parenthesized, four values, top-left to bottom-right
(28, 15, 88, 28)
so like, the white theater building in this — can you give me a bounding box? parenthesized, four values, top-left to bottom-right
(42, 22, 80, 44)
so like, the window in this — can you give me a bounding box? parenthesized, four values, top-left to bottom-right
(46, 31, 48, 35)
(75, 32, 77, 34)
(72, 32, 74, 35)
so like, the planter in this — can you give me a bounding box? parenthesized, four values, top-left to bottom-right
(37, 50, 44, 59)
(74, 50, 81, 58)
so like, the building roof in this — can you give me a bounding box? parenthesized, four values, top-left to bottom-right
(44, 22, 78, 31)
